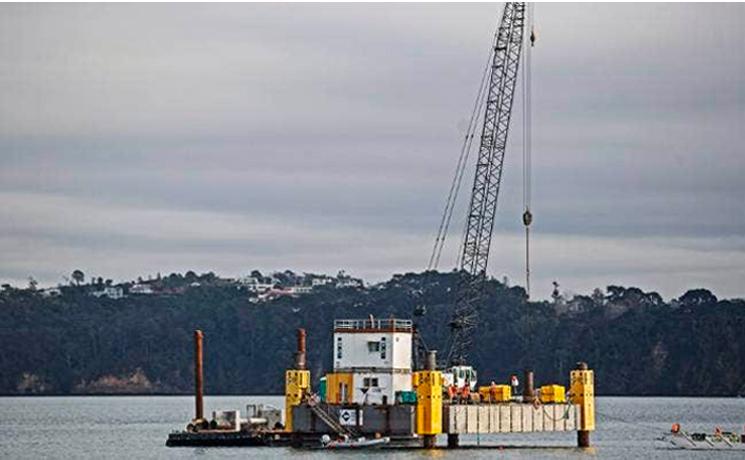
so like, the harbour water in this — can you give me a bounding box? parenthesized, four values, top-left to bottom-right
(1, 396, 743, 458)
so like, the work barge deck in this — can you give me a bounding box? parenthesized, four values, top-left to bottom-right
(167, 321, 596, 450)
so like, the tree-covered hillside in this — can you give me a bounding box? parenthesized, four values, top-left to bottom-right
(1, 271, 743, 396)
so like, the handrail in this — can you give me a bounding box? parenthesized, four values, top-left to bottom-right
(334, 318, 412, 331)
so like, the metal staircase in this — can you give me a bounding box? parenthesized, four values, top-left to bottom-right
(307, 399, 356, 437)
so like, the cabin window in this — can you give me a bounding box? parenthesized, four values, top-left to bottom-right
(367, 341, 380, 352)
(380, 337, 387, 359)
(363, 377, 379, 388)
(336, 337, 343, 359)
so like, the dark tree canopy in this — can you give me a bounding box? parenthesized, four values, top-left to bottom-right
(679, 289, 718, 307)
(1, 271, 743, 396)
(71, 270, 85, 286)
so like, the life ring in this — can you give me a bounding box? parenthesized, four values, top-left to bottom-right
(532, 398, 541, 409)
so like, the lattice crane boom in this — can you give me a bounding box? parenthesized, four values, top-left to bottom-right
(445, 2, 526, 366)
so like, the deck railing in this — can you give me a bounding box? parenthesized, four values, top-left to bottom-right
(334, 318, 412, 332)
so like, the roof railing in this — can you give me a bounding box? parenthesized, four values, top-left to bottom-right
(334, 318, 412, 332)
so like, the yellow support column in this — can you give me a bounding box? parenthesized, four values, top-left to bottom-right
(284, 369, 310, 432)
(285, 329, 310, 432)
(414, 351, 442, 448)
(570, 362, 595, 447)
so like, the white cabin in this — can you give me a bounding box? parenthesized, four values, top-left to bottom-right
(333, 318, 413, 405)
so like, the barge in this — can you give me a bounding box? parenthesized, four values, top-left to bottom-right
(167, 318, 596, 449)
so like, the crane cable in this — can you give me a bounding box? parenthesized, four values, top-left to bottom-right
(522, 4, 535, 299)
(428, 10, 503, 271)
(429, 60, 489, 270)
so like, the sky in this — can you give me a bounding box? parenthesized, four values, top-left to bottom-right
(1, 3, 744, 300)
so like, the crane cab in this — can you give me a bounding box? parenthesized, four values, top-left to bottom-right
(442, 365, 478, 393)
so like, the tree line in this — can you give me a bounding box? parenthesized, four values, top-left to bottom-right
(1, 270, 743, 396)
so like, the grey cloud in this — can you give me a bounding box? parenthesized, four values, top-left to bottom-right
(1, 3, 744, 300)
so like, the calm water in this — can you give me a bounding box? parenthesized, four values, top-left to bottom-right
(1, 396, 743, 458)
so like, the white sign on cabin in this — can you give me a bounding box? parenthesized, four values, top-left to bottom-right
(338, 409, 362, 426)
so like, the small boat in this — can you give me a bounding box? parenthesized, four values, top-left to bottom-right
(658, 424, 745, 451)
(320, 434, 390, 449)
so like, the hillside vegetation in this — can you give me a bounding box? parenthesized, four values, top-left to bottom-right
(1, 271, 743, 396)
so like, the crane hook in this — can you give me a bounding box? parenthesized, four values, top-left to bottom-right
(522, 209, 533, 227)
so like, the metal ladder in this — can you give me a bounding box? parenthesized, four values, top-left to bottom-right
(307, 399, 356, 437)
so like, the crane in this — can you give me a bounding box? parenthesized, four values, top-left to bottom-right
(444, 2, 528, 367)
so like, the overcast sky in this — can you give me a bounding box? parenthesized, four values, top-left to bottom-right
(1, 3, 744, 300)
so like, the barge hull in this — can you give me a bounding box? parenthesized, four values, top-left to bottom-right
(166, 430, 292, 447)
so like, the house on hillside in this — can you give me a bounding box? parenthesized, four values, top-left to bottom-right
(310, 276, 334, 287)
(90, 286, 125, 300)
(336, 278, 364, 289)
(129, 283, 154, 295)
(288, 285, 312, 295)
(40, 287, 62, 297)
(335, 270, 364, 289)
(240, 276, 275, 293)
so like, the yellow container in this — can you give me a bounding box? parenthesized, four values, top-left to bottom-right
(479, 384, 511, 402)
(539, 384, 566, 403)
(325, 373, 354, 404)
